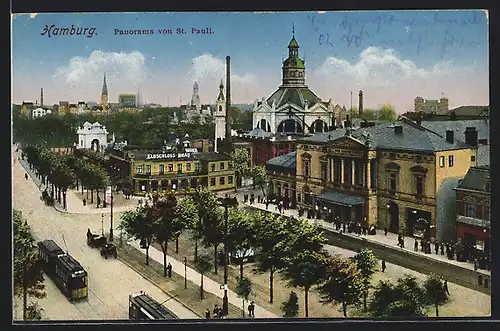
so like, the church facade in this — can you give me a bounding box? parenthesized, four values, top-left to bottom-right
(251, 29, 349, 136)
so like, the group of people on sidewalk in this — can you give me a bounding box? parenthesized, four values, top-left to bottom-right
(205, 302, 256, 319)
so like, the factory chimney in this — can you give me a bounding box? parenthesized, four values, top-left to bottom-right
(225, 56, 232, 153)
(358, 90, 363, 115)
(41, 88, 44, 107)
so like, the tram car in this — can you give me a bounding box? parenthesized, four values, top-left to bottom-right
(129, 291, 178, 320)
(37, 239, 88, 301)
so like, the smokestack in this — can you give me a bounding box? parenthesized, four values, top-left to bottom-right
(358, 90, 363, 115)
(41, 88, 44, 107)
(225, 56, 232, 153)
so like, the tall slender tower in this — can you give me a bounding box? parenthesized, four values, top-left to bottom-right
(224, 56, 232, 153)
(101, 73, 109, 109)
(358, 90, 363, 115)
(191, 82, 201, 111)
(214, 79, 226, 153)
(40, 88, 44, 107)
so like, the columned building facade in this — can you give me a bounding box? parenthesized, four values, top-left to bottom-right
(267, 118, 476, 242)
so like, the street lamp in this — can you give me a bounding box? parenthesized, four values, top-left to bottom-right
(218, 195, 238, 316)
(109, 187, 114, 242)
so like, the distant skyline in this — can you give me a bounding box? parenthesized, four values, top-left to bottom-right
(12, 11, 488, 112)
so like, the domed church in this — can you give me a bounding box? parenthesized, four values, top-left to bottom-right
(250, 26, 349, 136)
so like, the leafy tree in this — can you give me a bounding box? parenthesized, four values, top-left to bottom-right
(369, 275, 427, 317)
(230, 148, 251, 188)
(226, 208, 256, 280)
(424, 274, 449, 317)
(235, 277, 252, 317)
(13, 210, 46, 320)
(194, 254, 212, 300)
(377, 103, 397, 122)
(252, 213, 291, 304)
(280, 249, 330, 318)
(151, 194, 178, 277)
(281, 291, 299, 317)
(351, 249, 378, 311)
(318, 255, 364, 317)
(25, 302, 44, 320)
(119, 204, 155, 265)
(360, 108, 376, 121)
(251, 165, 268, 197)
(176, 196, 200, 260)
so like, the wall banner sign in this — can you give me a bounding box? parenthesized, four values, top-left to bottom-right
(145, 152, 191, 160)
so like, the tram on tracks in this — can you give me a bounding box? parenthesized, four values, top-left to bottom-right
(129, 291, 178, 320)
(37, 239, 88, 301)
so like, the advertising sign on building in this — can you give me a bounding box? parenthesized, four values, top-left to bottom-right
(105, 186, 112, 204)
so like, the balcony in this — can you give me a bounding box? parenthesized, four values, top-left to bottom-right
(457, 215, 490, 229)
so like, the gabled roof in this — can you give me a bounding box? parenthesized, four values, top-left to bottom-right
(266, 151, 296, 169)
(448, 106, 489, 117)
(456, 166, 490, 193)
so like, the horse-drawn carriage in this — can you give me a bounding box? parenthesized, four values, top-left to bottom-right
(41, 190, 55, 206)
(86, 229, 117, 259)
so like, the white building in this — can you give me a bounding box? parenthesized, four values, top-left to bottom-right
(76, 121, 113, 153)
(31, 107, 52, 119)
(251, 30, 349, 135)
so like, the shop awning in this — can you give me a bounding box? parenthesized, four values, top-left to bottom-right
(317, 189, 366, 207)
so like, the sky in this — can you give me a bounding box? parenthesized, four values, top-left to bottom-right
(11, 10, 489, 113)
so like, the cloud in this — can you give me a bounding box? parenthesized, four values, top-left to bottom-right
(53, 50, 146, 87)
(310, 46, 487, 112)
(315, 46, 451, 88)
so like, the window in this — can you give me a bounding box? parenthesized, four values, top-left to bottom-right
(159, 164, 165, 175)
(177, 164, 183, 172)
(168, 164, 174, 172)
(220, 162, 225, 170)
(389, 172, 397, 193)
(136, 166, 143, 174)
(211, 163, 216, 172)
(220, 177, 225, 185)
(195, 163, 200, 172)
(484, 206, 490, 221)
(145, 165, 151, 175)
(465, 203, 476, 218)
(303, 160, 310, 178)
(320, 161, 328, 181)
(210, 177, 216, 186)
(415, 176, 424, 196)
(439, 156, 445, 167)
(448, 155, 454, 167)
(228, 175, 233, 184)
(186, 163, 191, 171)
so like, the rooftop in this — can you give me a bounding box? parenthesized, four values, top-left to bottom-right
(302, 119, 471, 153)
(267, 86, 323, 109)
(455, 166, 490, 193)
(266, 151, 296, 169)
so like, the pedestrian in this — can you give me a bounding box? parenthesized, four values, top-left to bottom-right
(443, 280, 450, 295)
(250, 301, 255, 317)
(435, 241, 439, 254)
(440, 243, 445, 255)
(167, 262, 172, 278)
(83, 198, 87, 206)
(474, 258, 478, 271)
(414, 239, 418, 252)
(247, 302, 252, 317)
(400, 237, 405, 249)
(213, 305, 219, 318)
(265, 200, 269, 210)
(205, 309, 211, 319)
(381, 259, 386, 272)
(384, 227, 388, 236)
(25, 173, 28, 180)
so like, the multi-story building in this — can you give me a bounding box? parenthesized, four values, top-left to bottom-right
(129, 150, 235, 196)
(454, 166, 490, 256)
(118, 93, 137, 108)
(21, 102, 34, 116)
(266, 117, 476, 242)
(414, 96, 449, 115)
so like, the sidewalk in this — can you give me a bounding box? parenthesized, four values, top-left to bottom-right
(241, 199, 491, 277)
(127, 239, 278, 319)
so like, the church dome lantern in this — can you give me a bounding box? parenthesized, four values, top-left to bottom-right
(282, 24, 306, 87)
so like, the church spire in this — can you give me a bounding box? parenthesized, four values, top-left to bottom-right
(101, 73, 108, 96)
(217, 79, 225, 101)
(292, 23, 295, 39)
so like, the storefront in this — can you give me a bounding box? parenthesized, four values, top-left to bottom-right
(317, 189, 366, 223)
